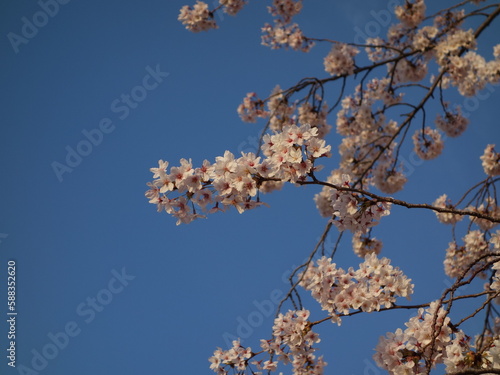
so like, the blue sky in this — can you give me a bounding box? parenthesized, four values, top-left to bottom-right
(1, 1, 500, 374)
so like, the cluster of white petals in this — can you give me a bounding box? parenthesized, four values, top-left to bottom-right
(146, 124, 330, 224)
(491, 247, 500, 297)
(433, 31, 500, 96)
(374, 301, 453, 374)
(467, 197, 500, 231)
(412, 26, 439, 52)
(432, 194, 464, 224)
(237, 92, 269, 123)
(314, 169, 343, 218)
(267, 0, 302, 23)
(335, 78, 402, 183)
(481, 144, 500, 176)
(352, 232, 383, 258)
(444, 230, 492, 278)
(412, 127, 444, 160)
(257, 309, 326, 375)
(314, 170, 393, 230)
(209, 340, 252, 374)
(394, 0, 426, 28)
(219, 0, 246, 16)
(297, 102, 332, 139)
(435, 105, 469, 137)
(392, 58, 428, 83)
(323, 43, 359, 77)
(267, 85, 296, 131)
(237, 87, 332, 139)
(178, 1, 217, 32)
(330, 188, 392, 234)
(261, 20, 313, 52)
(365, 37, 396, 62)
(444, 331, 500, 372)
(314, 173, 392, 233)
(373, 155, 407, 194)
(435, 29, 477, 65)
(172, 2, 500, 374)
(300, 254, 413, 324)
(445, 51, 500, 97)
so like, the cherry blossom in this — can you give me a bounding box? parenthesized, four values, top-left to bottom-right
(323, 44, 359, 77)
(395, 0, 426, 28)
(257, 309, 326, 375)
(267, 0, 302, 23)
(374, 301, 453, 374)
(219, 0, 246, 16)
(146, 123, 331, 224)
(435, 105, 469, 137)
(352, 231, 383, 258)
(209, 339, 252, 374)
(300, 254, 413, 324)
(178, 1, 217, 32)
(443, 230, 491, 279)
(412, 127, 444, 160)
(261, 20, 313, 52)
(481, 144, 500, 176)
(170, 1, 500, 373)
(432, 194, 464, 224)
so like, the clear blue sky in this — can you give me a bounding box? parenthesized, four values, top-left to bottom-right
(1, 1, 499, 374)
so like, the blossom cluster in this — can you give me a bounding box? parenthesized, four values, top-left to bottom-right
(261, 20, 313, 52)
(261, 0, 312, 52)
(173, 2, 500, 374)
(314, 172, 392, 233)
(392, 58, 428, 84)
(323, 43, 359, 77)
(374, 301, 454, 374)
(333, 77, 407, 191)
(442, 48, 500, 97)
(300, 254, 414, 324)
(145, 124, 331, 224)
(237, 86, 332, 139)
(219, 0, 246, 16)
(352, 231, 383, 258)
(257, 309, 326, 375)
(266, 85, 296, 131)
(376, 300, 500, 374)
(444, 333, 500, 373)
(491, 250, 500, 299)
(267, 0, 302, 24)
(481, 144, 500, 177)
(433, 149, 499, 230)
(209, 340, 252, 374)
(178, 1, 217, 32)
(330, 187, 391, 234)
(435, 105, 469, 138)
(468, 197, 500, 232)
(412, 127, 444, 160)
(394, 0, 426, 28)
(432, 194, 464, 225)
(178, 0, 246, 32)
(237, 92, 269, 123)
(443, 230, 492, 279)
